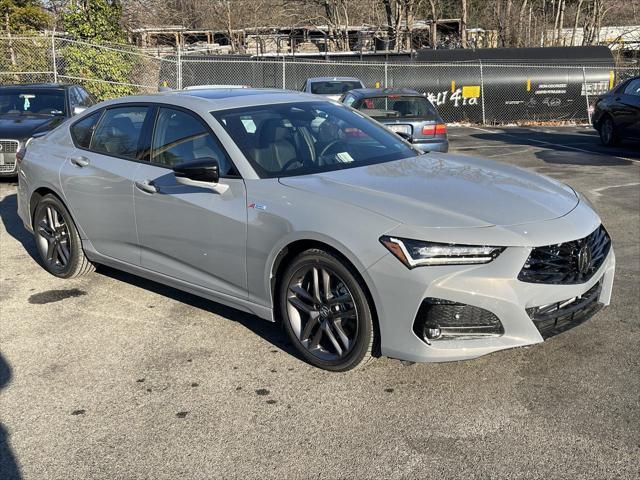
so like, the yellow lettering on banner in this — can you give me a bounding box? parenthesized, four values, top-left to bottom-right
(609, 71, 614, 89)
(451, 80, 455, 93)
(462, 85, 480, 98)
(527, 79, 531, 92)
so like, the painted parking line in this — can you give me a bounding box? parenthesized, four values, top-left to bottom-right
(466, 126, 640, 164)
(453, 144, 538, 150)
(589, 182, 640, 197)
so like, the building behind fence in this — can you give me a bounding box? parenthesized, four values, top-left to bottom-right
(2, 34, 639, 125)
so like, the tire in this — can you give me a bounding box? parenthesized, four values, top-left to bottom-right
(33, 194, 95, 278)
(598, 116, 619, 146)
(279, 248, 375, 372)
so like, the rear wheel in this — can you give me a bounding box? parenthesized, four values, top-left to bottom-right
(599, 116, 619, 146)
(33, 194, 95, 278)
(279, 248, 375, 372)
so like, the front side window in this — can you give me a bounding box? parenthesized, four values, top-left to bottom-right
(151, 107, 236, 176)
(77, 87, 94, 107)
(0, 89, 66, 116)
(357, 95, 438, 119)
(90, 106, 148, 159)
(71, 110, 103, 148)
(213, 101, 418, 178)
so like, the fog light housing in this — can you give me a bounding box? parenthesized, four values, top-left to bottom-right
(413, 298, 504, 343)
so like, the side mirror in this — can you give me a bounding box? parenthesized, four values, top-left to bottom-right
(173, 157, 220, 184)
(72, 106, 87, 116)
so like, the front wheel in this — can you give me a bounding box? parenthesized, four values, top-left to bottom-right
(279, 249, 375, 371)
(33, 194, 95, 278)
(599, 116, 619, 146)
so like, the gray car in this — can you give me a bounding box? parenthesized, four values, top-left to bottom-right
(341, 88, 449, 153)
(16, 88, 615, 371)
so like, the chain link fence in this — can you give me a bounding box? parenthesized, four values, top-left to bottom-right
(2, 34, 639, 125)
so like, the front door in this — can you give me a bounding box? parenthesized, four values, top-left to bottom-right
(133, 106, 248, 298)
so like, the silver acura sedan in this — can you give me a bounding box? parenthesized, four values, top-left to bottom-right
(16, 88, 615, 371)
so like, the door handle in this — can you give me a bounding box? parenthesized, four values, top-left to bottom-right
(135, 180, 157, 194)
(70, 155, 89, 168)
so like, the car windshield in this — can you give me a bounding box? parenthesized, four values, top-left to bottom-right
(213, 101, 418, 178)
(0, 89, 66, 116)
(310, 81, 362, 95)
(357, 95, 438, 119)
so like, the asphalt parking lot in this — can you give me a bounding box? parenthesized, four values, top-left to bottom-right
(1, 125, 639, 479)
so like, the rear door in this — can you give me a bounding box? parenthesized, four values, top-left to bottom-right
(133, 106, 248, 298)
(60, 105, 150, 265)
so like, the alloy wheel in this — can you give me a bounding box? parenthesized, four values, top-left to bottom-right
(285, 265, 359, 361)
(36, 204, 71, 272)
(601, 118, 614, 145)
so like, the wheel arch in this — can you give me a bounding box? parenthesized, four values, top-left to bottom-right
(270, 237, 382, 356)
(30, 187, 64, 228)
(29, 187, 85, 240)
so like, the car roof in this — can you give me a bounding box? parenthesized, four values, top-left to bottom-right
(0, 83, 74, 90)
(306, 77, 362, 83)
(93, 88, 331, 113)
(346, 88, 421, 98)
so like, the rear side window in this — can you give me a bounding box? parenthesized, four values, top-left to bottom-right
(623, 79, 640, 96)
(70, 110, 102, 148)
(90, 106, 148, 159)
(358, 95, 438, 119)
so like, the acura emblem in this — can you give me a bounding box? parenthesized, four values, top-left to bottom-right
(577, 243, 592, 274)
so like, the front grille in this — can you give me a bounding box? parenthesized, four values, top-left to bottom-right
(518, 225, 610, 284)
(0, 139, 19, 174)
(527, 282, 603, 339)
(0, 163, 17, 173)
(0, 139, 19, 153)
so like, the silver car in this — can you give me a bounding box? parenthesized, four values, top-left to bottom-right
(16, 89, 615, 371)
(302, 77, 364, 101)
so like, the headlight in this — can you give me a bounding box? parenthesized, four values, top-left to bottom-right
(380, 236, 505, 268)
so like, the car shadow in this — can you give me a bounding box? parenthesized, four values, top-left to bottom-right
(0, 191, 301, 365)
(0, 193, 39, 261)
(0, 353, 21, 480)
(96, 265, 300, 361)
(468, 127, 640, 165)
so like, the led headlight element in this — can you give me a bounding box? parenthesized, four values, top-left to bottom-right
(380, 236, 505, 268)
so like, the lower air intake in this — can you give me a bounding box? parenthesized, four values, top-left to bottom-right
(414, 298, 504, 342)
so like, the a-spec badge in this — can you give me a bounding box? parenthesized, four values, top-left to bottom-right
(248, 203, 267, 211)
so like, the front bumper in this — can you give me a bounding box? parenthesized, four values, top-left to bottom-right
(365, 235, 615, 364)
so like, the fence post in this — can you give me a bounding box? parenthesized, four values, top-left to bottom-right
(176, 43, 182, 90)
(384, 62, 388, 87)
(282, 54, 286, 89)
(51, 33, 58, 83)
(582, 66, 591, 124)
(479, 60, 486, 125)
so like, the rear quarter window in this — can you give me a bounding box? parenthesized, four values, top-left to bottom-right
(70, 110, 103, 148)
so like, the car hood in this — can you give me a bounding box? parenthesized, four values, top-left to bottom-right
(279, 154, 579, 228)
(0, 114, 65, 140)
